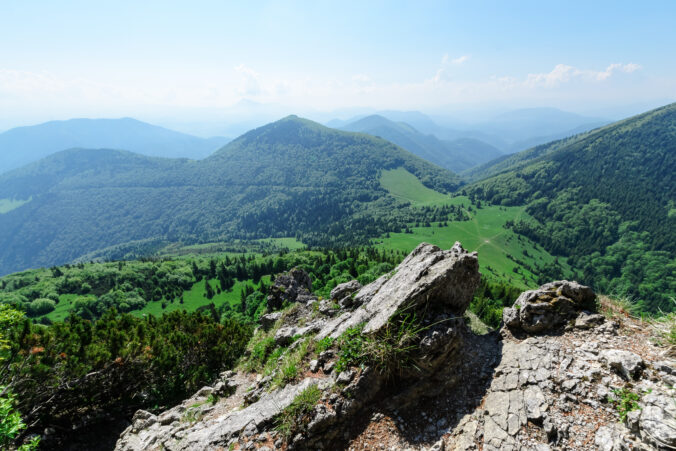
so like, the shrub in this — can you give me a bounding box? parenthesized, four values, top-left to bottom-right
(26, 298, 56, 316)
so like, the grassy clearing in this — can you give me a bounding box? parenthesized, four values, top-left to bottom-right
(256, 237, 306, 250)
(379, 168, 452, 207)
(374, 195, 572, 289)
(0, 197, 31, 214)
(135, 275, 270, 317)
(378, 169, 572, 289)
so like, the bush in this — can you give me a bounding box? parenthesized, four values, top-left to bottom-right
(26, 298, 56, 316)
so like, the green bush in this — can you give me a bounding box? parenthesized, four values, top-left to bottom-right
(26, 298, 56, 316)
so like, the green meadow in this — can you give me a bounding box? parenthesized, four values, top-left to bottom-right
(377, 168, 572, 289)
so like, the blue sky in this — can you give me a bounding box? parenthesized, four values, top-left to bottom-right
(1, 0, 674, 128)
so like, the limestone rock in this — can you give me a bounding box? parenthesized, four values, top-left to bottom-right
(259, 311, 282, 330)
(317, 242, 480, 340)
(639, 386, 676, 449)
(330, 280, 362, 308)
(599, 349, 644, 380)
(503, 280, 596, 334)
(574, 311, 605, 329)
(267, 268, 312, 311)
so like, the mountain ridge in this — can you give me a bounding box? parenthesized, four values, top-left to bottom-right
(0, 117, 230, 174)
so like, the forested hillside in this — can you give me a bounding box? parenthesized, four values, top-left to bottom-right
(466, 103, 676, 312)
(0, 116, 461, 275)
(341, 114, 503, 172)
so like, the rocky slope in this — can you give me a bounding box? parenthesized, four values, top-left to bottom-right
(116, 243, 675, 451)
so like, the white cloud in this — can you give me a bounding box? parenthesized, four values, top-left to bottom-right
(442, 54, 469, 65)
(235, 63, 263, 96)
(526, 62, 642, 87)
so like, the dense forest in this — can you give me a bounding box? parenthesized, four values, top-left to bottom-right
(466, 103, 676, 312)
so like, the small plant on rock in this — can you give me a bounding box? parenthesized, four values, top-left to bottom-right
(610, 387, 641, 422)
(275, 384, 322, 438)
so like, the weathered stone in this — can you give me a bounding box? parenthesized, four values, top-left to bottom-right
(267, 268, 312, 311)
(317, 242, 480, 340)
(259, 311, 282, 330)
(639, 386, 676, 449)
(574, 311, 605, 329)
(599, 349, 644, 380)
(594, 425, 626, 451)
(330, 280, 362, 308)
(504, 280, 596, 334)
(502, 307, 519, 328)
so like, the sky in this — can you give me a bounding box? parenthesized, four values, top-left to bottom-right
(1, 0, 675, 132)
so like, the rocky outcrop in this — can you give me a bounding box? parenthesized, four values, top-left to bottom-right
(502, 280, 596, 333)
(266, 268, 313, 311)
(116, 242, 479, 450)
(116, 247, 675, 451)
(317, 242, 480, 339)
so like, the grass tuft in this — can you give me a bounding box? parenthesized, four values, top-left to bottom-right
(275, 384, 322, 438)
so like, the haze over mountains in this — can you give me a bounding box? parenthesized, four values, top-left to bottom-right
(0, 118, 230, 174)
(0, 103, 674, 311)
(340, 115, 503, 172)
(330, 107, 607, 154)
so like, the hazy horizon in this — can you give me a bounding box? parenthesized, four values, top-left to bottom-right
(2, 1, 675, 135)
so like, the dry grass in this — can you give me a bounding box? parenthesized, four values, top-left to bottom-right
(600, 295, 676, 358)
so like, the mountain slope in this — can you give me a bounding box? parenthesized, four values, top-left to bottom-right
(465, 103, 676, 312)
(0, 116, 461, 275)
(340, 115, 502, 172)
(0, 118, 230, 173)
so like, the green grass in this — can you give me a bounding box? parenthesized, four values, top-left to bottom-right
(275, 384, 322, 438)
(134, 275, 271, 317)
(38, 276, 269, 321)
(374, 195, 573, 289)
(256, 237, 306, 250)
(0, 198, 31, 214)
(379, 168, 451, 206)
(45, 294, 96, 322)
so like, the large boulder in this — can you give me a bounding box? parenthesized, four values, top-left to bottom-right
(502, 280, 597, 334)
(316, 242, 480, 377)
(266, 268, 313, 311)
(317, 242, 480, 339)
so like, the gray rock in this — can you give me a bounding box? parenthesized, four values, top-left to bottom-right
(330, 280, 362, 307)
(317, 242, 480, 340)
(266, 268, 312, 311)
(574, 311, 605, 329)
(655, 360, 675, 374)
(502, 307, 519, 328)
(309, 359, 319, 373)
(594, 425, 626, 451)
(259, 311, 282, 330)
(599, 349, 644, 380)
(639, 386, 676, 449)
(504, 280, 595, 334)
(336, 370, 355, 385)
(193, 386, 213, 399)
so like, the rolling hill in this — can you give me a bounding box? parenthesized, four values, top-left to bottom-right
(340, 115, 503, 172)
(0, 117, 230, 173)
(0, 116, 461, 275)
(465, 103, 676, 312)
